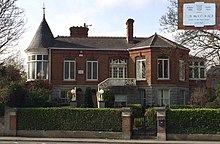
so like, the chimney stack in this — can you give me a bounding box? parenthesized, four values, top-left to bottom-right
(126, 18, 134, 43)
(69, 25, 89, 38)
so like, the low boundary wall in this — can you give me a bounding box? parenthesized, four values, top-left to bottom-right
(167, 134, 220, 141)
(17, 130, 122, 139)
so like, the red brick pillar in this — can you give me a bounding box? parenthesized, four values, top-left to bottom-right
(4, 107, 17, 136)
(122, 107, 132, 139)
(156, 107, 166, 141)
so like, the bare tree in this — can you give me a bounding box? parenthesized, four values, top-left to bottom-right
(0, 0, 26, 63)
(160, 0, 220, 66)
(159, 0, 178, 33)
(189, 86, 209, 107)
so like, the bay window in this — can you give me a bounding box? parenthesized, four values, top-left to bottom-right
(27, 54, 48, 80)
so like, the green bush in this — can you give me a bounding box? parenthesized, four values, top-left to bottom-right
(103, 89, 115, 108)
(7, 82, 26, 107)
(0, 103, 4, 117)
(25, 80, 51, 107)
(17, 107, 122, 132)
(167, 108, 220, 134)
(127, 104, 146, 118)
(144, 108, 157, 131)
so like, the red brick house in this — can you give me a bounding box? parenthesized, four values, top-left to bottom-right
(25, 15, 206, 107)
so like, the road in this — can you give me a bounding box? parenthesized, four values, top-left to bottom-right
(0, 141, 102, 144)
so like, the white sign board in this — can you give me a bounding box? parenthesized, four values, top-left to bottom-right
(183, 2, 216, 27)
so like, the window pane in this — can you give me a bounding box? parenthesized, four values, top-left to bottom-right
(200, 61, 204, 66)
(179, 60, 185, 80)
(28, 63, 31, 79)
(136, 61, 141, 79)
(189, 67, 193, 78)
(87, 62, 92, 79)
(158, 60, 163, 78)
(43, 62, 48, 79)
(119, 67, 123, 78)
(113, 67, 117, 78)
(31, 62, 35, 79)
(200, 68, 205, 78)
(37, 55, 42, 60)
(194, 67, 199, 78)
(110, 67, 112, 78)
(93, 62, 98, 79)
(164, 60, 168, 78)
(142, 60, 146, 78)
(37, 62, 42, 79)
(31, 55, 35, 60)
(64, 62, 69, 79)
(194, 62, 198, 66)
(43, 55, 48, 60)
(70, 62, 74, 79)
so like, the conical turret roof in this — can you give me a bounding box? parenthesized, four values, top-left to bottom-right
(26, 17, 54, 50)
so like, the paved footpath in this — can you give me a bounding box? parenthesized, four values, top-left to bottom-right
(0, 137, 220, 144)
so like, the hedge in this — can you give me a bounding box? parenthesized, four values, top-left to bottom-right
(167, 108, 220, 134)
(17, 107, 122, 132)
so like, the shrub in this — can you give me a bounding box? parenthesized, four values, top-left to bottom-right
(205, 100, 220, 108)
(144, 108, 156, 131)
(167, 108, 220, 134)
(7, 82, 26, 107)
(103, 89, 114, 108)
(17, 107, 122, 132)
(127, 104, 147, 118)
(84, 87, 94, 108)
(25, 80, 51, 107)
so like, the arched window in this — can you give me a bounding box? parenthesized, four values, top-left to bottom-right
(109, 59, 127, 78)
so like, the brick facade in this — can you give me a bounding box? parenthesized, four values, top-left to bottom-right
(26, 17, 206, 107)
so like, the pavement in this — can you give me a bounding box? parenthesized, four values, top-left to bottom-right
(0, 137, 220, 144)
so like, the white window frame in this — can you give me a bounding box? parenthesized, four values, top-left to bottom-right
(64, 59, 76, 81)
(158, 58, 169, 80)
(109, 59, 127, 78)
(27, 54, 48, 80)
(86, 59, 98, 81)
(179, 60, 185, 81)
(189, 61, 206, 80)
(136, 57, 146, 81)
(158, 89, 170, 106)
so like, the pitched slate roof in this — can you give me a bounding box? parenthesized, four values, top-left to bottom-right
(51, 33, 188, 51)
(26, 17, 54, 51)
(53, 36, 145, 50)
(132, 33, 188, 50)
(26, 17, 188, 52)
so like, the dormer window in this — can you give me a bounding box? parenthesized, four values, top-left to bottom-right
(27, 54, 48, 80)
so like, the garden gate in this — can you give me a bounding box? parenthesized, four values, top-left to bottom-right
(132, 107, 157, 139)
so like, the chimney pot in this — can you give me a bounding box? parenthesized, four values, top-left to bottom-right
(70, 25, 89, 38)
(126, 18, 134, 43)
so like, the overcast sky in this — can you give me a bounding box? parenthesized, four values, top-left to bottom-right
(16, 0, 173, 52)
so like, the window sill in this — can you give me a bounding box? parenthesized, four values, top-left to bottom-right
(136, 79, 146, 81)
(189, 78, 206, 80)
(63, 79, 76, 81)
(157, 78, 170, 80)
(86, 79, 98, 81)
